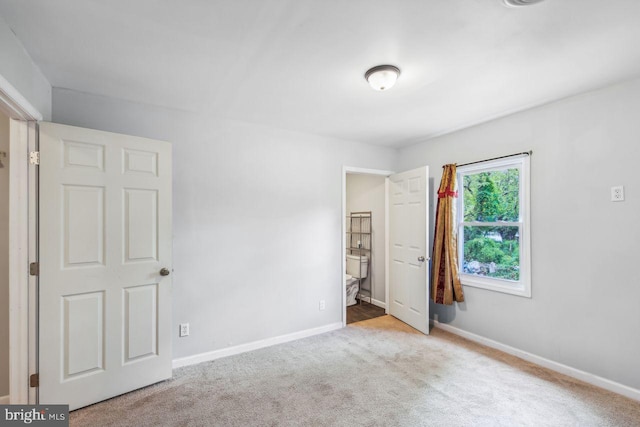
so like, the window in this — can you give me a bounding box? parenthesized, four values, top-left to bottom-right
(457, 155, 531, 297)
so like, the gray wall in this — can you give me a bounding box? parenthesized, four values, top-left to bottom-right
(398, 76, 640, 391)
(346, 174, 386, 304)
(0, 15, 51, 119)
(52, 88, 398, 359)
(0, 111, 9, 397)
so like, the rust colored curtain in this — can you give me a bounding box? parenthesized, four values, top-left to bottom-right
(432, 164, 465, 305)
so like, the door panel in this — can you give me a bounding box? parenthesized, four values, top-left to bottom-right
(63, 291, 104, 379)
(124, 284, 158, 362)
(63, 185, 105, 266)
(124, 189, 158, 262)
(39, 122, 172, 410)
(388, 166, 429, 334)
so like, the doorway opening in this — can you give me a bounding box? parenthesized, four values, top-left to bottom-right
(342, 165, 431, 333)
(342, 167, 393, 326)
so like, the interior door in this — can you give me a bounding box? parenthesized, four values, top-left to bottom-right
(388, 166, 429, 334)
(38, 122, 172, 410)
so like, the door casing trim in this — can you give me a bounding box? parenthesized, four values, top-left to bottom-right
(1, 74, 41, 405)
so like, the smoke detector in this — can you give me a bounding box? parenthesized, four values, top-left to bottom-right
(503, 0, 546, 6)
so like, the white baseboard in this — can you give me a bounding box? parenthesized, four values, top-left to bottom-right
(172, 322, 343, 369)
(431, 320, 640, 402)
(0, 395, 9, 404)
(357, 296, 386, 309)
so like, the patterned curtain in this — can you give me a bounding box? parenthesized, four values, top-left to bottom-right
(432, 164, 465, 305)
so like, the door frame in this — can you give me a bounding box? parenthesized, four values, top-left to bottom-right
(341, 166, 394, 326)
(0, 73, 42, 405)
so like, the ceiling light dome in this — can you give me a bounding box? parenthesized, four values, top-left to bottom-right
(365, 65, 401, 91)
(503, 0, 546, 6)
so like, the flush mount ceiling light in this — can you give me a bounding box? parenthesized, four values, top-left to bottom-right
(503, 0, 546, 6)
(365, 65, 401, 91)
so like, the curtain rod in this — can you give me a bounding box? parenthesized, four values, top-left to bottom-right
(444, 150, 532, 168)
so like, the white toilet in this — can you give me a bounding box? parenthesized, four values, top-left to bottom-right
(345, 254, 369, 306)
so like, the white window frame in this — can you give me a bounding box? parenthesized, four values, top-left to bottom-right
(457, 155, 531, 297)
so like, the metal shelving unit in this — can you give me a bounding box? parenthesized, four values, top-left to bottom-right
(346, 211, 372, 305)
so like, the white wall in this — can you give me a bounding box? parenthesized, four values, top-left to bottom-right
(346, 174, 386, 304)
(52, 87, 398, 359)
(398, 76, 640, 391)
(0, 111, 9, 397)
(0, 15, 51, 119)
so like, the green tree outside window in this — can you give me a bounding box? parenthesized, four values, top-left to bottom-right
(462, 168, 520, 280)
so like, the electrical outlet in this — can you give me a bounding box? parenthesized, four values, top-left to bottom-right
(319, 300, 326, 311)
(611, 186, 625, 202)
(179, 323, 190, 337)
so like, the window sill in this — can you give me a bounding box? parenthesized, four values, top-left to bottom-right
(461, 274, 531, 298)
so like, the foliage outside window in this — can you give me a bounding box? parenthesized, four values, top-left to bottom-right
(457, 156, 531, 297)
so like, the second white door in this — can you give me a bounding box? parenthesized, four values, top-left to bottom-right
(388, 166, 430, 334)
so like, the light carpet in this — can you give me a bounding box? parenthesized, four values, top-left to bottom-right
(71, 315, 640, 426)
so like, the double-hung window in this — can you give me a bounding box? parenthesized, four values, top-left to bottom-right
(457, 155, 531, 297)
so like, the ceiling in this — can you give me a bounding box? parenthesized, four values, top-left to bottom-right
(2, 0, 640, 147)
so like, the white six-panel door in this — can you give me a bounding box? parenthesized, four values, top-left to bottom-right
(388, 166, 429, 334)
(38, 122, 172, 410)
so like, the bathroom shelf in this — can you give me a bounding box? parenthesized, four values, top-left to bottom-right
(346, 211, 372, 306)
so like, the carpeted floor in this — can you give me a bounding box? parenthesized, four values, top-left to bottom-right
(71, 315, 640, 426)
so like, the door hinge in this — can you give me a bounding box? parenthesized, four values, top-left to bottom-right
(29, 151, 40, 165)
(30, 373, 39, 388)
(29, 262, 39, 276)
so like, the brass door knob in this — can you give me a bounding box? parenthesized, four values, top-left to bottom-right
(160, 268, 171, 276)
